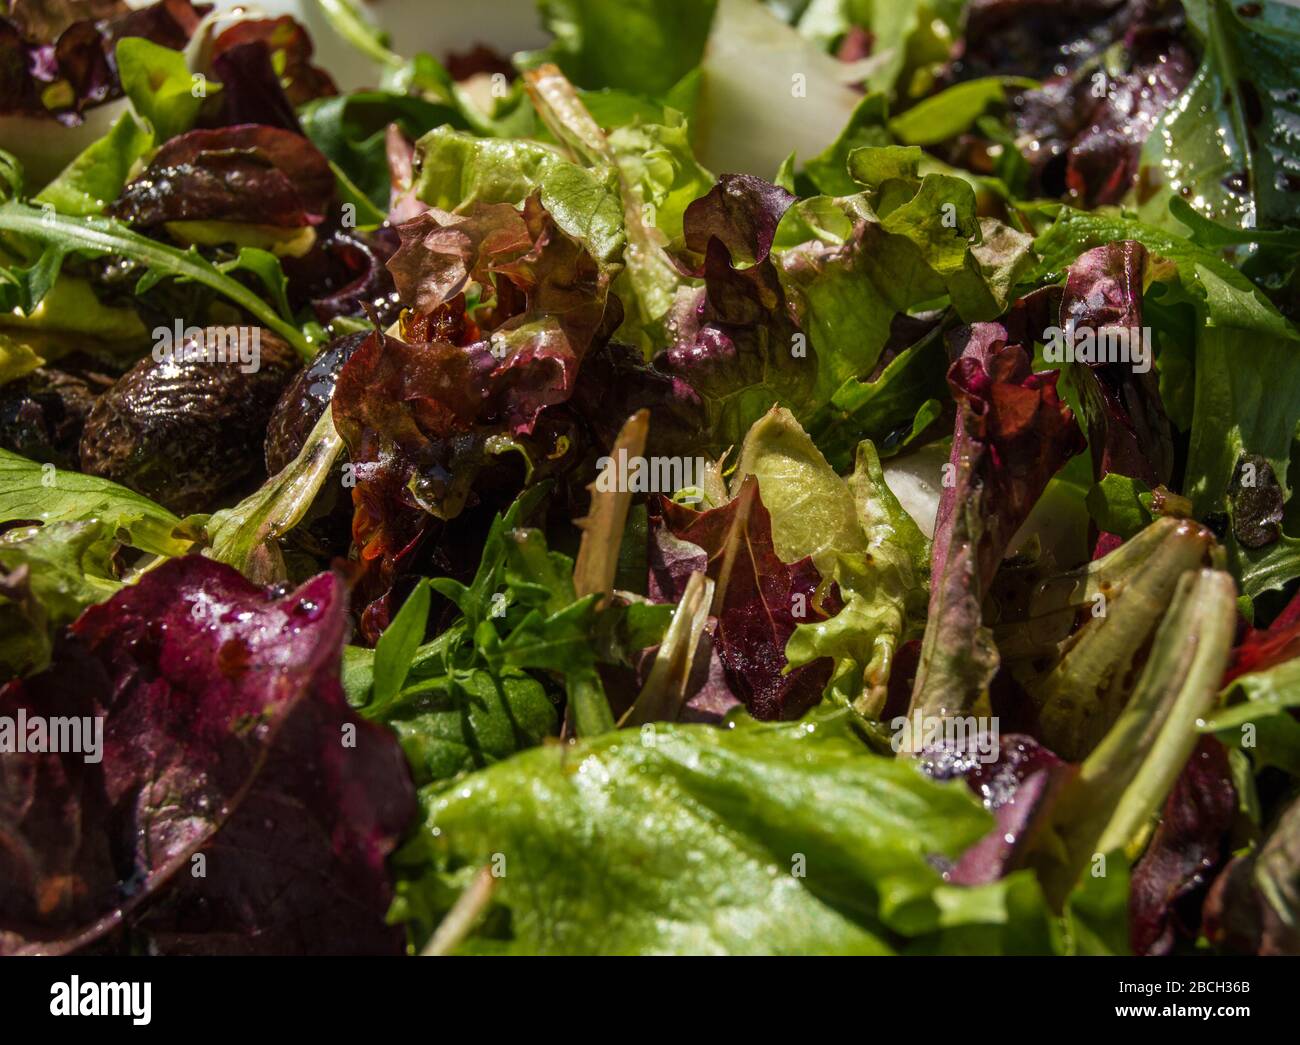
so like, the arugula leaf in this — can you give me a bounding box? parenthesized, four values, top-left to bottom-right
(0, 201, 312, 358)
(372, 579, 432, 707)
(301, 92, 467, 209)
(218, 247, 295, 321)
(367, 666, 559, 787)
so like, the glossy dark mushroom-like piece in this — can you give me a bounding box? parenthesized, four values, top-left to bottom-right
(264, 330, 369, 474)
(79, 326, 299, 514)
(0, 363, 116, 469)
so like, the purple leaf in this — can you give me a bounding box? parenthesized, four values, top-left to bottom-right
(0, 556, 414, 956)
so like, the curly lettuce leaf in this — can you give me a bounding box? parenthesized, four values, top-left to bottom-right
(733, 407, 927, 712)
(908, 323, 1085, 721)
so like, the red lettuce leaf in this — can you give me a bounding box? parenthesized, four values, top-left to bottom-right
(1000, 3, 1194, 206)
(655, 175, 815, 450)
(108, 123, 335, 228)
(1204, 792, 1300, 956)
(1224, 586, 1300, 684)
(205, 39, 302, 134)
(910, 322, 1085, 717)
(1129, 736, 1237, 956)
(922, 733, 1072, 885)
(940, 326, 1086, 592)
(568, 339, 706, 460)
(0, 1, 205, 122)
(282, 225, 402, 325)
(212, 16, 337, 108)
(0, 556, 414, 956)
(648, 475, 835, 721)
(1060, 241, 1174, 487)
(335, 194, 617, 640)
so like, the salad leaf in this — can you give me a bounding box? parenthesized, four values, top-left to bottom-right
(1138, 0, 1300, 234)
(1058, 241, 1174, 488)
(734, 407, 927, 712)
(372, 578, 433, 708)
(300, 92, 465, 210)
(649, 474, 834, 721)
(908, 321, 1085, 722)
(0, 446, 192, 557)
(0, 200, 313, 356)
(999, 517, 1222, 760)
(392, 707, 1057, 955)
(1030, 568, 1238, 908)
(1032, 206, 1296, 337)
(115, 35, 211, 142)
(0, 556, 415, 955)
(777, 146, 1032, 420)
(34, 110, 153, 217)
(0, 519, 120, 677)
(655, 173, 814, 449)
(525, 0, 717, 98)
(108, 124, 336, 230)
(205, 409, 346, 585)
(890, 77, 1023, 147)
(1129, 737, 1236, 955)
(1204, 790, 1300, 955)
(210, 15, 337, 108)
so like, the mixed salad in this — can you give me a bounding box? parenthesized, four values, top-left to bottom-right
(1, 0, 1299, 957)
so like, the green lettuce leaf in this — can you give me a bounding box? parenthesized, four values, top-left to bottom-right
(115, 36, 215, 143)
(0, 520, 122, 676)
(1137, 0, 1300, 234)
(0, 448, 193, 558)
(525, 0, 718, 98)
(775, 145, 1031, 413)
(34, 112, 153, 218)
(391, 706, 1064, 954)
(732, 408, 927, 712)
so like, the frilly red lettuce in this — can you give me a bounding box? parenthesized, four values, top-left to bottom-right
(0, 1, 205, 124)
(648, 475, 835, 721)
(909, 322, 1085, 719)
(654, 174, 815, 451)
(335, 192, 620, 640)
